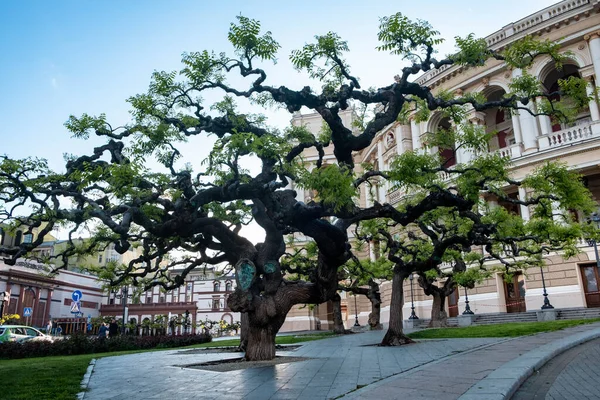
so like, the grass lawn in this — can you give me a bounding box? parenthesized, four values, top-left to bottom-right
(408, 318, 600, 339)
(0, 331, 337, 400)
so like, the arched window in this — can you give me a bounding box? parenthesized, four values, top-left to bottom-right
(214, 282, 220, 292)
(225, 282, 232, 292)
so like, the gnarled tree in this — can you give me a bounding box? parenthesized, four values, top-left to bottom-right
(0, 14, 595, 360)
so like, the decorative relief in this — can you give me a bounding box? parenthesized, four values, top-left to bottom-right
(235, 259, 256, 291)
(263, 261, 277, 274)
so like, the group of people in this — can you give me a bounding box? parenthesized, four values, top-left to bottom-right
(45, 319, 62, 336)
(97, 319, 120, 339)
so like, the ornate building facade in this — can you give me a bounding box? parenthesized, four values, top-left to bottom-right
(290, 0, 600, 329)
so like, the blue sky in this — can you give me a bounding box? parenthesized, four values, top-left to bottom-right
(0, 0, 559, 172)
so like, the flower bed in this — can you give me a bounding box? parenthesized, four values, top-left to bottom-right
(0, 333, 212, 359)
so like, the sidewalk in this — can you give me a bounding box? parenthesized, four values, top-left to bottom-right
(345, 322, 600, 399)
(81, 322, 600, 399)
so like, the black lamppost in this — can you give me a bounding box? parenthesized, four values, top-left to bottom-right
(184, 310, 190, 334)
(463, 287, 474, 315)
(539, 265, 554, 309)
(113, 287, 133, 335)
(0, 291, 6, 319)
(588, 213, 600, 268)
(409, 274, 419, 320)
(353, 293, 360, 327)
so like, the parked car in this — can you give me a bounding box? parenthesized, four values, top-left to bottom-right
(0, 325, 55, 343)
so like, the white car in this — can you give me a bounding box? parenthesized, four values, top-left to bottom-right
(0, 325, 55, 343)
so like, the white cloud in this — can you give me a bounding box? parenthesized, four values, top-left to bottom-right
(51, 78, 58, 88)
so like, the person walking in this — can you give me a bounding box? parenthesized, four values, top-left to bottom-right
(46, 319, 52, 335)
(98, 323, 108, 339)
(108, 319, 119, 337)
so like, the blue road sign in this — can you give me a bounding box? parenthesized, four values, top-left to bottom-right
(70, 301, 81, 314)
(72, 290, 83, 302)
(23, 307, 32, 317)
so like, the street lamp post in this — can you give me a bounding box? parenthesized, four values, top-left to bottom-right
(0, 291, 6, 319)
(539, 266, 554, 309)
(353, 293, 360, 327)
(409, 274, 419, 320)
(462, 287, 474, 315)
(184, 310, 190, 334)
(588, 213, 600, 268)
(113, 287, 133, 335)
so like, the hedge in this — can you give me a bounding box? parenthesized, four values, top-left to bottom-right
(0, 333, 212, 359)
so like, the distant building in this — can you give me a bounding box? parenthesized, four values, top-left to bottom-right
(99, 266, 239, 334)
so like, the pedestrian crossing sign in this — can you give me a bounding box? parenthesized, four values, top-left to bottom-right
(23, 307, 32, 317)
(70, 301, 81, 314)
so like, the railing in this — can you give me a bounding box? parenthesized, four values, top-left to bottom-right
(492, 143, 522, 159)
(100, 301, 197, 313)
(416, 0, 590, 85)
(538, 124, 594, 149)
(387, 189, 404, 205)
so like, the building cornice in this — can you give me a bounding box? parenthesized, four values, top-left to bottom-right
(415, 0, 599, 89)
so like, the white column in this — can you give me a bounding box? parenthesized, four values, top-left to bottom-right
(518, 187, 530, 222)
(397, 124, 411, 155)
(511, 113, 523, 145)
(410, 118, 421, 151)
(586, 32, 600, 83)
(369, 242, 376, 261)
(513, 69, 539, 153)
(363, 183, 372, 208)
(377, 141, 386, 202)
(536, 97, 553, 137)
(586, 77, 600, 122)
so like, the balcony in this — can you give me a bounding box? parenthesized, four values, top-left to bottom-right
(538, 123, 595, 150)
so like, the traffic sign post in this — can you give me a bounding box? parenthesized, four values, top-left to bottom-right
(23, 307, 32, 326)
(71, 290, 83, 302)
(70, 301, 81, 314)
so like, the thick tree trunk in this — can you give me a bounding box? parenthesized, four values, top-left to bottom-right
(245, 314, 285, 361)
(238, 312, 249, 352)
(331, 294, 347, 334)
(429, 292, 448, 328)
(367, 281, 382, 330)
(381, 272, 413, 346)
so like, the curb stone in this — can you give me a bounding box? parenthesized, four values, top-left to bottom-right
(458, 327, 600, 399)
(77, 358, 96, 400)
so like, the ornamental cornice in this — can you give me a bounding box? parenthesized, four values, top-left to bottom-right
(415, 0, 596, 89)
(584, 30, 600, 40)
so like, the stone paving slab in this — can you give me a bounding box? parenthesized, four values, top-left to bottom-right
(82, 331, 498, 400)
(345, 323, 600, 400)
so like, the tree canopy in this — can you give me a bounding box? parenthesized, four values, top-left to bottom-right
(0, 13, 596, 359)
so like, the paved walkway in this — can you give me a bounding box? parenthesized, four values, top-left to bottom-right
(346, 323, 600, 400)
(513, 337, 600, 399)
(82, 323, 600, 400)
(83, 331, 498, 400)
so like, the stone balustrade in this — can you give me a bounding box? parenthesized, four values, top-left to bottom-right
(538, 124, 594, 149)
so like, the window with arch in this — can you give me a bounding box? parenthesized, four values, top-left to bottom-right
(436, 117, 456, 167)
(541, 61, 588, 132)
(214, 282, 221, 292)
(225, 281, 232, 292)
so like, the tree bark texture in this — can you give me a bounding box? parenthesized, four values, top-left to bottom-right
(381, 272, 413, 346)
(418, 276, 456, 328)
(367, 280, 383, 330)
(429, 291, 448, 328)
(245, 318, 278, 361)
(331, 294, 347, 334)
(238, 312, 249, 352)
